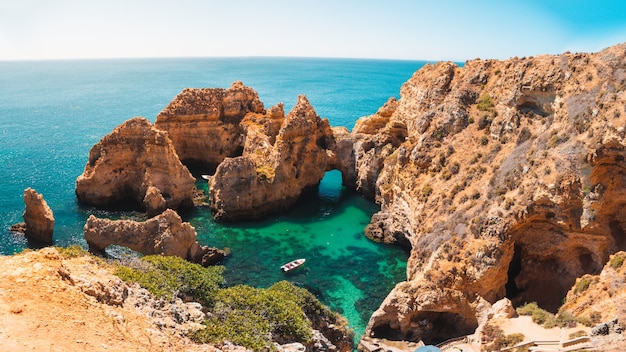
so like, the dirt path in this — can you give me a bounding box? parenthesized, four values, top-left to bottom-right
(0, 248, 215, 352)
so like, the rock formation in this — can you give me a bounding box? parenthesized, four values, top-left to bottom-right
(84, 208, 225, 266)
(75, 117, 195, 216)
(353, 43, 626, 345)
(22, 188, 54, 244)
(154, 81, 266, 172)
(209, 95, 336, 221)
(559, 251, 626, 325)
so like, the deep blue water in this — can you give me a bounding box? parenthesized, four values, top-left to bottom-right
(0, 57, 425, 339)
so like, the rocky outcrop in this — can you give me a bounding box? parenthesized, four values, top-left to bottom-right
(22, 188, 54, 244)
(559, 252, 626, 325)
(84, 209, 225, 266)
(154, 81, 266, 172)
(75, 117, 195, 216)
(209, 95, 336, 221)
(356, 43, 626, 345)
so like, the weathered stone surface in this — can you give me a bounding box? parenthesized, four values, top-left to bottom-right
(359, 43, 626, 345)
(154, 81, 265, 171)
(75, 117, 195, 216)
(84, 209, 225, 266)
(22, 188, 54, 244)
(209, 95, 336, 221)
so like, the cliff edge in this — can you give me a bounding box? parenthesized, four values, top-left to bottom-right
(356, 43, 626, 346)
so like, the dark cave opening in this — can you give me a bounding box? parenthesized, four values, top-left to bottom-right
(504, 243, 568, 313)
(371, 312, 478, 345)
(505, 244, 523, 298)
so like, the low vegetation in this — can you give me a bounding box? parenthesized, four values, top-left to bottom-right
(516, 302, 578, 328)
(481, 323, 525, 351)
(114, 255, 348, 351)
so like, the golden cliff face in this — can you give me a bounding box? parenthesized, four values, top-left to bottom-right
(154, 81, 266, 172)
(75, 117, 195, 216)
(209, 95, 336, 221)
(356, 43, 626, 344)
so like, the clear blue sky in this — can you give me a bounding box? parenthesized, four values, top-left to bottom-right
(1, 0, 625, 61)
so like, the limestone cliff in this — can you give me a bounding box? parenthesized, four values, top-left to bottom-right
(22, 188, 54, 244)
(154, 81, 266, 172)
(209, 95, 335, 221)
(84, 209, 226, 266)
(355, 43, 626, 345)
(75, 117, 195, 216)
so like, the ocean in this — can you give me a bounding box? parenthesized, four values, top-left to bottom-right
(0, 57, 426, 339)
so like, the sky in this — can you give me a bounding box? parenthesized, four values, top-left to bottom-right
(1, 0, 625, 61)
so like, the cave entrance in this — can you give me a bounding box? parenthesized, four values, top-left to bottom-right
(504, 242, 570, 313)
(411, 311, 478, 345)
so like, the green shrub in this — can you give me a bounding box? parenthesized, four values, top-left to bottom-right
(477, 94, 494, 112)
(192, 281, 317, 351)
(114, 255, 224, 306)
(517, 302, 553, 325)
(56, 245, 89, 258)
(574, 276, 591, 294)
(610, 253, 625, 269)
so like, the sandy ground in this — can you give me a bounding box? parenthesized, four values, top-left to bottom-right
(0, 248, 215, 352)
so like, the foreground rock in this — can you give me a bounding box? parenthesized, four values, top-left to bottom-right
(358, 43, 626, 345)
(75, 117, 195, 216)
(22, 188, 54, 244)
(0, 247, 218, 352)
(209, 95, 336, 221)
(84, 209, 225, 266)
(155, 81, 266, 172)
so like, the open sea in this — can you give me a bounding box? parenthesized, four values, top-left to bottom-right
(0, 57, 426, 340)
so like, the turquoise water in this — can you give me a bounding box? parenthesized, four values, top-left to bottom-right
(0, 57, 423, 339)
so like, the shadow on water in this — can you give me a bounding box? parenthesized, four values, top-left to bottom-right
(189, 170, 408, 340)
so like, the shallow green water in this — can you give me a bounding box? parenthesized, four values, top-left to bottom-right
(190, 170, 408, 339)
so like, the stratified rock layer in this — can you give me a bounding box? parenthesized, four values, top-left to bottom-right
(22, 188, 54, 244)
(356, 43, 626, 345)
(154, 81, 266, 171)
(84, 209, 225, 266)
(75, 117, 195, 216)
(209, 95, 336, 221)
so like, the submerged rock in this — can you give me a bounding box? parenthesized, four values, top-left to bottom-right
(84, 209, 225, 266)
(75, 117, 195, 216)
(22, 188, 54, 244)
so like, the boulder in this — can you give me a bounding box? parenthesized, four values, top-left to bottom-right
(84, 209, 225, 266)
(75, 117, 195, 216)
(22, 188, 54, 244)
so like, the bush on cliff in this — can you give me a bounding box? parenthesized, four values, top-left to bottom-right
(191, 281, 329, 351)
(114, 255, 224, 306)
(114, 256, 349, 351)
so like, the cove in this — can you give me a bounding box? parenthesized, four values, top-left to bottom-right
(189, 170, 408, 340)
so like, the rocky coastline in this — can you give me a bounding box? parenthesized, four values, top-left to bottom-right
(7, 42, 626, 350)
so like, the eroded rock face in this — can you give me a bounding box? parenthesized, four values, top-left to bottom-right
(75, 117, 195, 216)
(358, 43, 626, 345)
(22, 188, 54, 244)
(84, 209, 225, 266)
(209, 95, 336, 221)
(154, 81, 266, 172)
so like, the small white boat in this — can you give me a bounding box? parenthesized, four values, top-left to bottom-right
(281, 258, 306, 273)
(201, 175, 210, 180)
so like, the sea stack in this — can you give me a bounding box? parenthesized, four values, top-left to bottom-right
(22, 188, 54, 244)
(75, 117, 195, 216)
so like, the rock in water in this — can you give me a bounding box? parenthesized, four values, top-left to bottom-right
(22, 188, 54, 244)
(154, 80, 266, 172)
(209, 95, 336, 221)
(75, 117, 195, 216)
(84, 208, 225, 266)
